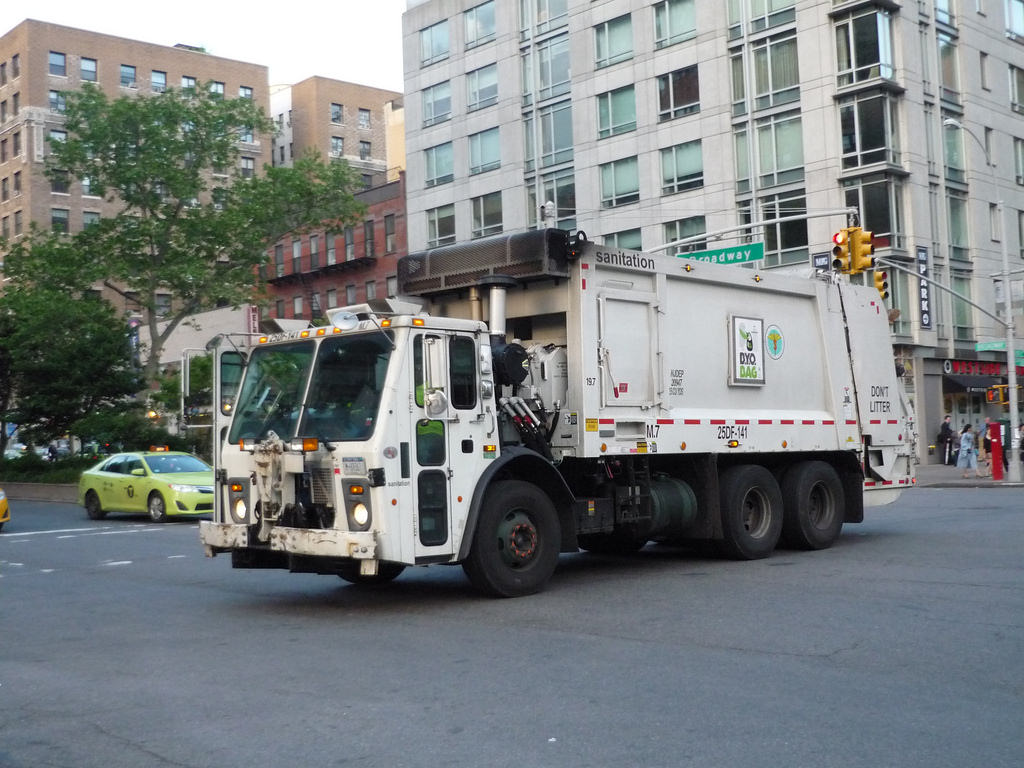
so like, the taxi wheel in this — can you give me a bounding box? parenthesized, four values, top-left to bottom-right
(148, 492, 168, 523)
(85, 491, 107, 520)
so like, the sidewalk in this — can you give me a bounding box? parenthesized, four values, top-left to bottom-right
(913, 461, 1024, 489)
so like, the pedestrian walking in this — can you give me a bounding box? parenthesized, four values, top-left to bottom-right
(956, 424, 981, 478)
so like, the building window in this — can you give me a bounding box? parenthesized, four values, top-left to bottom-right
(425, 142, 454, 187)
(151, 70, 166, 92)
(362, 174, 373, 189)
(1, 178, 7, 201)
(842, 173, 905, 250)
(946, 190, 970, 261)
(182, 75, 196, 90)
(1014, 137, 1024, 185)
(1012, 65, 1024, 114)
(654, 0, 696, 49)
(760, 191, 809, 267)
(330, 102, 343, 123)
(120, 64, 136, 88)
(293, 296, 303, 319)
(595, 14, 633, 68)
(345, 227, 355, 259)
(427, 204, 456, 247)
(657, 65, 699, 121)
(11, 54, 19, 78)
(756, 111, 803, 187)
(13, 210, 23, 235)
(366, 281, 377, 300)
(471, 191, 503, 238)
(600, 156, 640, 208)
(310, 234, 320, 269)
(274, 244, 284, 276)
(422, 81, 452, 126)
(13, 171, 21, 196)
(524, 101, 573, 170)
(210, 81, 225, 98)
(466, 64, 498, 111)
(469, 127, 501, 174)
(292, 238, 302, 272)
(387, 276, 398, 297)
(241, 157, 255, 178)
(155, 294, 172, 318)
(742, 0, 796, 33)
(358, 108, 371, 129)
(275, 299, 285, 318)
(82, 211, 100, 229)
(80, 57, 96, 82)
(661, 140, 703, 194)
(12, 92, 19, 116)
(951, 271, 973, 340)
(522, 34, 570, 104)
(604, 229, 642, 250)
(1009, 0, 1024, 37)
(326, 287, 337, 309)
(839, 92, 900, 168)
(385, 214, 396, 252)
(466, 1, 496, 47)
(835, 9, 895, 86)
(938, 33, 960, 104)
(527, 168, 576, 230)
(0, 62, 6, 86)
(49, 51, 66, 76)
(51, 170, 70, 194)
(421, 20, 450, 65)
(346, 284, 357, 305)
(753, 33, 799, 109)
(238, 85, 252, 99)
(664, 216, 707, 253)
(597, 85, 636, 138)
(943, 120, 966, 183)
(326, 232, 338, 265)
(359, 141, 371, 160)
(364, 220, 375, 257)
(48, 90, 66, 112)
(51, 208, 69, 232)
(13, 131, 21, 156)
(330, 136, 343, 157)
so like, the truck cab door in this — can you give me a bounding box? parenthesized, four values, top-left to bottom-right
(411, 332, 490, 562)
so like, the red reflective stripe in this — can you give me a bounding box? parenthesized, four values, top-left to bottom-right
(657, 419, 674, 425)
(684, 419, 701, 425)
(710, 419, 726, 425)
(599, 419, 614, 424)
(735, 419, 750, 425)
(758, 419, 773, 425)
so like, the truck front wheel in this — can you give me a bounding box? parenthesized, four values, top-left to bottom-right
(717, 465, 783, 560)
(780, 461, 844, 550)
(463, 480, 561, 598)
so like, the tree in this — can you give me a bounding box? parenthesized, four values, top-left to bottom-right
(2, 83, 365, 386)
(0, 286, 141, 448)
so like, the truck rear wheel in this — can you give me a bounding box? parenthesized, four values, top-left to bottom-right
(780, 461, 844, 550)
(463, 480, 560, 598)
(717, 464, 783, 560)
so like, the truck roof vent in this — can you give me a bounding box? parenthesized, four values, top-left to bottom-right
(398, 229, 571, 298)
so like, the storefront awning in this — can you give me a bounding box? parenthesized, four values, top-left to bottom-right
(944, 374, 1001, 392)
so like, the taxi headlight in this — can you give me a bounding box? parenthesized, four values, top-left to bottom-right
(352, 503, 369, 527)
(169, 484, 199, 493)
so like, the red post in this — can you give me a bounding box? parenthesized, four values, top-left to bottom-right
(989, 422, 1004, 481)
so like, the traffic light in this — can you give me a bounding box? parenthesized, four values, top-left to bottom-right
(873, 269, 889, 299)
(987, 385, 1008, 404)
(831, 229, 850, 273)
(850, 228, 875, 274)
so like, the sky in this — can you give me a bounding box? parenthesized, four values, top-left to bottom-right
(0, 1, 407, 92)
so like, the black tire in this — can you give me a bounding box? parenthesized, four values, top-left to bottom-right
(85, 490, 107, 520)
(337, 562, 406, 585)
(780, 461, 845, 550)
(462, 480, 561, 598)
(717, 464, 783, 560)
(148, 492, 168, 523)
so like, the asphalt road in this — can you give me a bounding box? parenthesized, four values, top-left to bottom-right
(1, 489, 1022, 768)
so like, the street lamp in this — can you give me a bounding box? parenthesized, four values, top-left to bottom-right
(943, 117, 1020, 481)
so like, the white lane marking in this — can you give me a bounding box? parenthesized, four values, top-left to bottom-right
(4, 527, 114, 537)
(103, 560, 133, 567)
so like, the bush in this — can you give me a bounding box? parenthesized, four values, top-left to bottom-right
(0, 454, 97, 484)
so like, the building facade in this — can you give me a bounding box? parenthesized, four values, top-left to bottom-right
(264, 76, 408, 321)
(0, 19, 271, 318)
(401, 0, 1024, 462)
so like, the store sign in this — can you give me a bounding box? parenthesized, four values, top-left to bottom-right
(917, 246, 932, 330)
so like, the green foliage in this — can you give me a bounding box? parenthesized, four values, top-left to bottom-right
(0, 454, 97, 484)
(0, 286, 141, 447)
(72, 405, 193, 456)
(3, 84, 366, 386)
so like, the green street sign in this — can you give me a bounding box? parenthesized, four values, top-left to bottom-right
(974, 341, 1024, 360)
(679, 242, 765, 265)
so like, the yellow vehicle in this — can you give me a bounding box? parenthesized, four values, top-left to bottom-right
(78, 451, 213, 522)
(0, 486, 9, 532)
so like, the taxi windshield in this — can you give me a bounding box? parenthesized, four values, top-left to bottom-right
(298, 333, 393, 441)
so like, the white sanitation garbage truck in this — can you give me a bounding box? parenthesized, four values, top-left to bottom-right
(199, 229, 915, 596)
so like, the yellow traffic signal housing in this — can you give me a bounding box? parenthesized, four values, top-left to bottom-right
(987, 385, 1008, 404)
(850, 228, 875, 274)
(873, 269, 889, 299)
(831, 230, 850, 273)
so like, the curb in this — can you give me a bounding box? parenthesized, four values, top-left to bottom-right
(2, 482, 78, 503)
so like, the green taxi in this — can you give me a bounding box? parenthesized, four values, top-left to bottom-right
(78, 451, 214, 522)
(0, 486, 9, 532)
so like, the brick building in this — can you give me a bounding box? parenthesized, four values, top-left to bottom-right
(0, 19, 270, 317)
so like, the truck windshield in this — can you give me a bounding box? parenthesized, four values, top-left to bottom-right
(228, 342, 314, 443)
(299, 333, 393, 441)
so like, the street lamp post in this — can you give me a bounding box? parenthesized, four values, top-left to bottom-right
(943, 118, 1021, 482)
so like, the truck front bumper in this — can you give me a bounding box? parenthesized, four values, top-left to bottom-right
(200, 521, 378, 559)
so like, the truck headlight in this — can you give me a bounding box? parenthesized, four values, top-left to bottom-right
(232, 497, 248, 523)
(352, 503, 369, 527)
